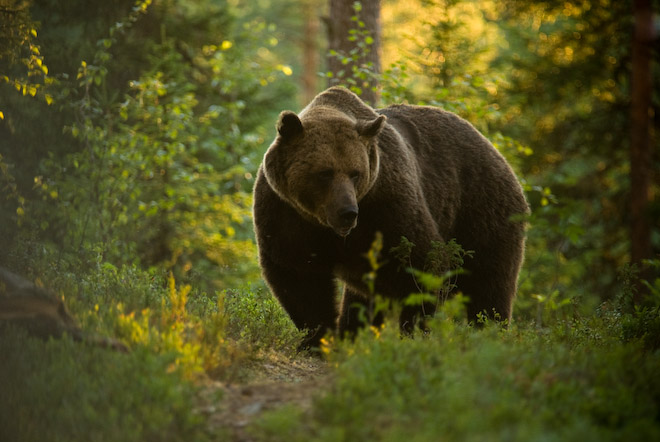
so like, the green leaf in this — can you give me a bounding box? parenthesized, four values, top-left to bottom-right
(404, 293, 438, 307)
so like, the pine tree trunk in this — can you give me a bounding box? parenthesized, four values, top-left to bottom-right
(326, 0, 381, 105)
(630, 0, 654, 302)
(302, 0, 321, 105)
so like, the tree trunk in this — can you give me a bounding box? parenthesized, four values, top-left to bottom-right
(630, 0, 654, 302)
(302, 0, 321, 105)
(326, 0, 381, 105)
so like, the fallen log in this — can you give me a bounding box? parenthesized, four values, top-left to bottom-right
(0, 267, 127, 352)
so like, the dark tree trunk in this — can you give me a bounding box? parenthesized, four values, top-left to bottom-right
(326, 0, 381, 105)
(630, 0, 654, 302)
(302, 0, 321, 105)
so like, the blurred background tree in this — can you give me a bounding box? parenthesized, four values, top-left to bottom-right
(631, 0, 655, 298)
(326, 0, 382, 105)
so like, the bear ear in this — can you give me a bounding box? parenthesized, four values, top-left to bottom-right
(356, 115, 386, 138)
(277, 111, 304, 140)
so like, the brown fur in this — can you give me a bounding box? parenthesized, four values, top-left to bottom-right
(253, 87, 529, 347)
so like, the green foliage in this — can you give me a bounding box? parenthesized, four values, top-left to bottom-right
(390, 235, 473, 309)
(379, 60, 415, 104)
(0, 329, 209, 442)
(0, 244, 302, 440)
(362, 231, 385, 295)
(324, 1, 378, 98)
(0, 0, 54, 111)
(610, 260, 660, 351)
(1, 0, 297, 292)
(425, 238, 474, 277)
(493, 1, 658, 305)
(0, 2, 305, 434)
(5, 237, 658, 442)
(375, 0, 660, 319)
(18, 250, 301, 379)
(2, 2, 659, 440)
(223, 285, 305, 354)
(389, 235, 415, 272)
(254, 311, 660, 442)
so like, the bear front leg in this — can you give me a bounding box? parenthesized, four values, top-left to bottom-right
(259, 253, 337, 349)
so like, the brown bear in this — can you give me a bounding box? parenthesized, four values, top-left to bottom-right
(253, 86, 529, 347)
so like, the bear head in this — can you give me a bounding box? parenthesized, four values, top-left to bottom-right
(262, 106, 386, 237)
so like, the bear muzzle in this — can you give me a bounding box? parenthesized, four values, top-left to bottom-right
(330, 204, 359, 237)
(324, 176, 360, 237)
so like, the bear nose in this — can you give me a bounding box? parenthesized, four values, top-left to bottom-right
(339, 206, 359, 224)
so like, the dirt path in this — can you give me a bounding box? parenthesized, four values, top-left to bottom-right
(198, 355, 329, 441)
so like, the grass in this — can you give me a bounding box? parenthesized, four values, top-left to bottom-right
(0, 262, 303, 441)
(1, 259, 659, 441)
(253, 309, 660, 442)
(0, 328, 209, 442)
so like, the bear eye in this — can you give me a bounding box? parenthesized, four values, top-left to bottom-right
(316, 169, 334, 182)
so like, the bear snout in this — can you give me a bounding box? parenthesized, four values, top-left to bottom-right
(339, 206, 358, 224)
(329, 204, 359, 237)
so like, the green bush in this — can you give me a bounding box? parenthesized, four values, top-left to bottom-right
(0, 329, 209, 442)
(1, 0, 297, 292)
(253, 303, 660, 442)
(223, 284, 305, 354)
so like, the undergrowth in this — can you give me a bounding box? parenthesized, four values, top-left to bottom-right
(0, 328, 208, 442)
(0, 258, 303, 441)
(251, 255, 660, 442)
(253, 294, 660, 442)
(2, 252, 659, 442)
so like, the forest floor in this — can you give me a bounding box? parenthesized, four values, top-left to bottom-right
(197, 354, 329, 441)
